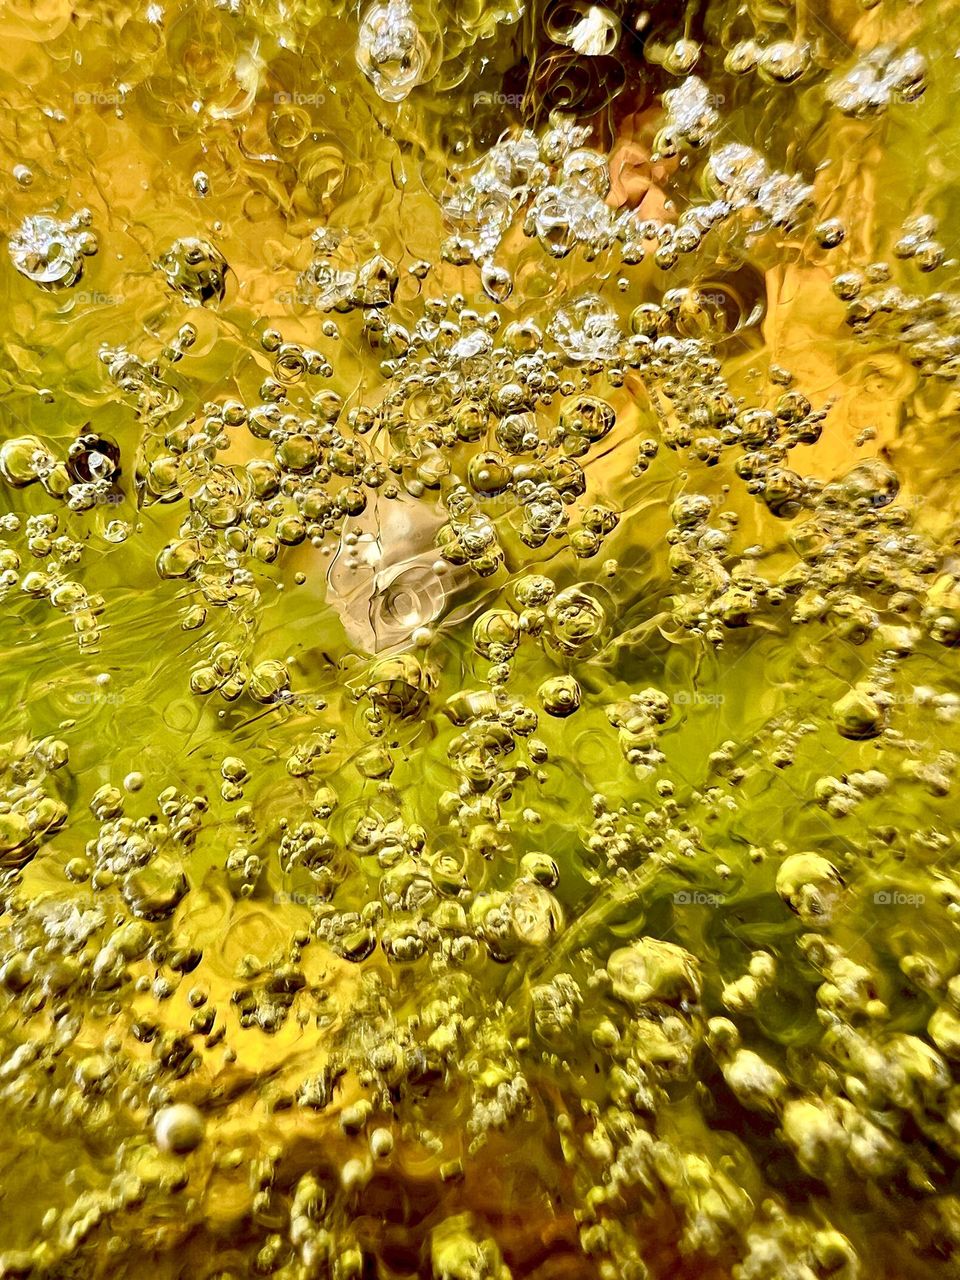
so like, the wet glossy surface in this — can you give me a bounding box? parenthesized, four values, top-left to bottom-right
(1, 1, 960, 1277)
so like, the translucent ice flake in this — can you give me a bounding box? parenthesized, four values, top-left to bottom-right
(552, 4, 620, 56)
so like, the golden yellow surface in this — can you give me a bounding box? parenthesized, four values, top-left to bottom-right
(0, 1, 959, 1277)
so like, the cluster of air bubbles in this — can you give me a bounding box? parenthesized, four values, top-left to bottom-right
(0, 12, 957, 1280)
(832, 261, 960, 380)
(355, 0, 428, 102)
(549, 293, 621, 361)
(439, 107, 822, 308)
(655, 76, 721, 156)
(827, 44, 926, 117)
(8, 210, 97, 289)
(723, 38, 812, 83)
(157, 237, 228, 307)
(705, 143, 813, 231)
(894, 215, 946, 272)
(296, 228, 398, 312)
